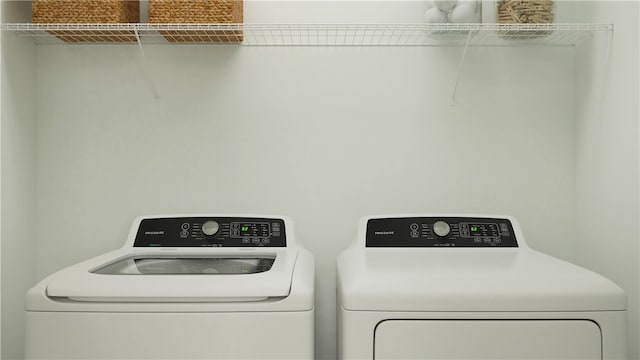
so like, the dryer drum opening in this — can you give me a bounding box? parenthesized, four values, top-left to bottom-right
(91, 256, 276, 275)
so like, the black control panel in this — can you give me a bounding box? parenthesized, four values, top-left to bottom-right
(134, 217, 286, 247)
(366, 217, 517, 248)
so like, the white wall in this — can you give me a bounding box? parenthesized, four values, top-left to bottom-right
(1, 2, 3, 355)
(574, 1, 640, 358)
(1, 2, 37, 360)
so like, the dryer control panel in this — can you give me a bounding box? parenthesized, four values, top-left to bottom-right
(134, 217, 286, 247)
(366, 217, 517, 247)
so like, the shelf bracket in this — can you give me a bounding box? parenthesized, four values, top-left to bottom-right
(451, 30, 473, 104)
(133, 28, 160, 99)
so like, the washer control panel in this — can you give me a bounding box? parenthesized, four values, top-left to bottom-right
(366, 217, 517, 247)
(134, 217, 286, 247)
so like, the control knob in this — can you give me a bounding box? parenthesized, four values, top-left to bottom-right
(202, 220, 220, 236)
(433, 221, 451, 237)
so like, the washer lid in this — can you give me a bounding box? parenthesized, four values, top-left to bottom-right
(45, 250, 298, 302)
(337, 248, 627, 312)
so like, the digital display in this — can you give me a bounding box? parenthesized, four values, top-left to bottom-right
(231, 222, 271, 238)
(461, 223, 500, 237)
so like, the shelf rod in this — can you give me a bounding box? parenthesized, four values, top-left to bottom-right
(451, 30, 473, 103)
(134, 28, 160, 99)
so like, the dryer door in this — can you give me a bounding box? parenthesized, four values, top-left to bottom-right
(375, 320, 601, 360)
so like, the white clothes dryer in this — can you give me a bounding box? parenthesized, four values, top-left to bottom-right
(337, 214, 627, 360)
(26, 215, 314, 359)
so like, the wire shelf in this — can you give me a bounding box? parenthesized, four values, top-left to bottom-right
(2, 23, 612, 46)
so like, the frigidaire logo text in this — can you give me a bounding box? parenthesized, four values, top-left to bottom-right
(374, 231, 394, 235)
(145, 231, 165, 235)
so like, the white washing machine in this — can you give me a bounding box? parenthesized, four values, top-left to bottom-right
(337, 214, 627, 360)
(25, 215, 314, 359)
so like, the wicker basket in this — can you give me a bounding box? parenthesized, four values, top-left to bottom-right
(32, 0, 140, 42)
(496, 0, 555, 38)
(149, 0, 243, 42)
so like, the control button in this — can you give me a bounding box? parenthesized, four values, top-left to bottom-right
(242, 238, 251, 244)
(474, 237, 482, 243)
(231, 223, 240, 230)
(262, 238, 270, 244)
(180, 230, 189, 238)
(181, 223, 190, 230)
(273, 231, 281, 237)
(432, 221, 451, 237)
(494, 238, 502, 244)
(410, 230, 419, 238)
(202, 220, 220, 236)
(252, 238, 261, 245)
(484, 238, 492, 244)
(410, 223, 419, 231)
(231, 230, 240, 237)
